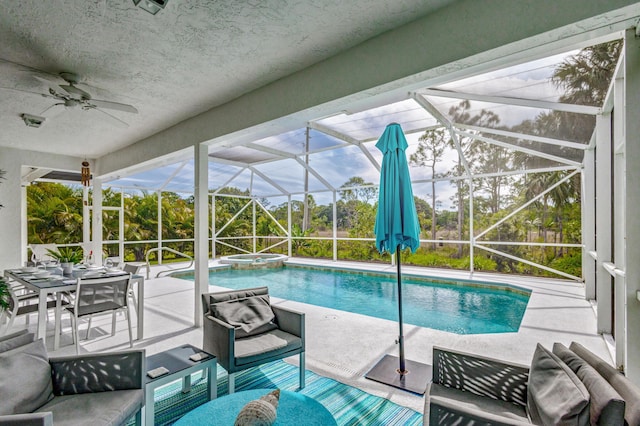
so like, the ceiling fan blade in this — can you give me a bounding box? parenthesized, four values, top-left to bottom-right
(0, 86, 47, 97)
(90, 99, 138, 114)
(34, 75, 69, 97)
(39, 103, 67, 118)
(89, 107, 129, 128)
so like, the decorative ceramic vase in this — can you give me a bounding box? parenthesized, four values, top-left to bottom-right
(61, 262, 74, 276)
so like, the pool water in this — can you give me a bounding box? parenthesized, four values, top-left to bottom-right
(178, 266, 530, 334)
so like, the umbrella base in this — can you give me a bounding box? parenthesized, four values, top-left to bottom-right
(365, 354, 432, 394)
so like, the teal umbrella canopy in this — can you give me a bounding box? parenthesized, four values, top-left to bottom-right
(374, 123, 421, 255)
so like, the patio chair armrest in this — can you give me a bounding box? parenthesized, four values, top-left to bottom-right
(49, 349, 145, 395)
(426, 390, 531, 426)
(203, 314, 234, 368)
(432, 346, 529, 407)
(272, 305, 304, 339)
(0, 413, 53, 426)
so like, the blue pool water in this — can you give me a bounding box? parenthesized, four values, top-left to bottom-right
(177, 266, 530, 334)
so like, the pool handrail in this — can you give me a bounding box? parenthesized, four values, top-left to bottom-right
(144, 247, 194, 279)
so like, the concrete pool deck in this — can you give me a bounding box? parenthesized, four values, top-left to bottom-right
(10, 258, 608, 416)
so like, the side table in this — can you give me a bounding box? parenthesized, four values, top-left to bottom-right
(144, 344, 217, 426)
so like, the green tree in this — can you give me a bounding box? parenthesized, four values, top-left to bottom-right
(337, 177, 377, 236)
(552, 40, 622, 106)
(338, 176, 377, 203)
(27, 182, 83, 244)
(410, 128, 448, 248)
(534, 40, 622, 144)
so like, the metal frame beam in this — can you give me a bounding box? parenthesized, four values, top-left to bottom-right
(422, 88, 601, 115)
(455, 129, 582, 167)
(453, 123, 588, 151)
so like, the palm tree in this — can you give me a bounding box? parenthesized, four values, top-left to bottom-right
(533, 40, 622, 145)
(27, 182, 83, 244)
(551, 40, 622, 106)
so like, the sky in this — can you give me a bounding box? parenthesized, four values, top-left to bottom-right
(106, 49, 581, 211)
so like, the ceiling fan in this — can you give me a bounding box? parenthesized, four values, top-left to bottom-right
(32, 72, 138, 128)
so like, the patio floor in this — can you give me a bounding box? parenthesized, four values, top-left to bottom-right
(8, 258, 610, 415)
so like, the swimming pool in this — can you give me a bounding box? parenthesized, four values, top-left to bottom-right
(176, 265, 530, 334)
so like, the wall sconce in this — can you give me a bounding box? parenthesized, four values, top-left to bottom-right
(133, 0, 167, 15)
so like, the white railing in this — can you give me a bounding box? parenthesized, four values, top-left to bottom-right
(144, 247, 194, 279)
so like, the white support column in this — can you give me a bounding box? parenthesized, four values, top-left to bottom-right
(469, 178, 474, 275)
(613, 70, 626, 369)
(157, 190, 163, 264)
(595, 113, 612, 334)
(252, 198, 257, 253)
(624, 28, 640, 383)
(92, 179, 104, 266)
(287, 195, 292, 257)
(194, 143, 209, 327)
(333, 191, 338, 261)
(82, 186, 90, 253)
(582, 148, 596, 300)
(212, 195, 216, 259)
(119, 189, 125, 259)
(21, 183, 28, 266)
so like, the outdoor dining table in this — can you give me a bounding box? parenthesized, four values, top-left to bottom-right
(3, 265, 144, 349)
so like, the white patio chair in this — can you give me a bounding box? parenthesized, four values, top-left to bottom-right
(63, 273, 134, 353)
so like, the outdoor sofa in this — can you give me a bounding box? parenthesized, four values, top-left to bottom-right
(0, 329, 145, 425)
(425, 342, 640, 425)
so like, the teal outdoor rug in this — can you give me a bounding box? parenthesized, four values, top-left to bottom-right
(145, 360, 423, 425)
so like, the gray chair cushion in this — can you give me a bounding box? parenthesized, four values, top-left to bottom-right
(553, 343, 625, 426)
(0, 330, 35, 353)
(34, 389, 144, 426)
(213, 294, 277, 338)
(235, 329, 302, 366)
(0, 339, 53, 415)
(427, 382, 530, 425)
(207, 286, 269, 304)
(570, 341, 640, 426)
(527, 344, 590, 426)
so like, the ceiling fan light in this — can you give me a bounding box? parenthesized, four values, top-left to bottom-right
(21, 113, 46, 128)
(133, 0, 166, 15)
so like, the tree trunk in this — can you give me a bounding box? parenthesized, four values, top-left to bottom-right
(431, 180, 437, 250)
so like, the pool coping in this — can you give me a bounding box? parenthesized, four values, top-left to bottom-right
(172, 260, 532, 298)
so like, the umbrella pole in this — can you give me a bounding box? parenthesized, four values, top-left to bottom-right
(365, 243, 432, 394)
(396, 245, 407, 374)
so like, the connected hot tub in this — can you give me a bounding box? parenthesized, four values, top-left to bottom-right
(219, 253, 288, 269)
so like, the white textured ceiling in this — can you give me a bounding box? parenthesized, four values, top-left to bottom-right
(0, 0, 453, 159)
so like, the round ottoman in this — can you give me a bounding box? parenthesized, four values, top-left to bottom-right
(174, 389, 337, 426)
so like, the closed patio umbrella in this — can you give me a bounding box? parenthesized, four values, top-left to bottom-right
(365, 123, 430, 394)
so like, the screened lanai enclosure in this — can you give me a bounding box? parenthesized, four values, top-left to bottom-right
(30, 38, 616, 282)
(6, 1, 640, 396)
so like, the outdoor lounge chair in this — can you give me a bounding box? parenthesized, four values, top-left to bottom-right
(424, 343, 640, 425)
(0, 329, 145, 425)
(201, 286, 305, 393)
